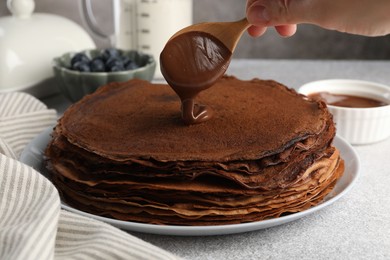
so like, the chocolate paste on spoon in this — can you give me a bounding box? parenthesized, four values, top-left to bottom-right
(160, 31, 232, 124)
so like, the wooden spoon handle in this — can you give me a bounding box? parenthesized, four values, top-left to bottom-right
(216, 18, 250, 52)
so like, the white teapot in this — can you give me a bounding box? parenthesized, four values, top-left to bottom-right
(0, 0, 95, 97)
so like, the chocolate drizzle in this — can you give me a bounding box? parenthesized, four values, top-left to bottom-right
(160, 31, 232, 124)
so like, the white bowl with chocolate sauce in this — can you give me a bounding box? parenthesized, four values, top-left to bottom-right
(299, 79, 390, 145)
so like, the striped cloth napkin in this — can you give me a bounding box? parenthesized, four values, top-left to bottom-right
(0, 92, 179, 260)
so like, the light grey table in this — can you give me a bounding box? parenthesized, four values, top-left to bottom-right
(43, 60, 390, 260)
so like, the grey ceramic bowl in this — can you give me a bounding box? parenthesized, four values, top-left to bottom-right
(53, 49, 156, 102)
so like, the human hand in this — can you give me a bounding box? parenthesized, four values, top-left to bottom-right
(246, 0, 390, 37)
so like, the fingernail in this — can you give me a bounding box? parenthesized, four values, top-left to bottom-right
(248, 5, 270, 24)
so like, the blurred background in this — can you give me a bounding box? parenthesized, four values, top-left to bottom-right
(1, 0, 390, 60)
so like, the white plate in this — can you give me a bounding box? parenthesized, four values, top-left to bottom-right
(20, 128, 360, 236)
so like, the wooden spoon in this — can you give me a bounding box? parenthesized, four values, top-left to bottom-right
(169, 18, 250, 54)
(160, 18, 250, 125)
(160, 17, 251, 91)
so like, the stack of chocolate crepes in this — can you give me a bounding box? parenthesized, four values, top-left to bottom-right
(45, 76, 344, 226)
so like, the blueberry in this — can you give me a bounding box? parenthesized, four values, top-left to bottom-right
(125, 60, 139, 70)
(73, 61, 91, 72)
(105, 57, 125, 72)
(90, 58, 105, 72)
(70, 53, 90, 67)
(105, 57, 123, 66)
(120, 55, 130, 65)
(101, 48, 121, 61)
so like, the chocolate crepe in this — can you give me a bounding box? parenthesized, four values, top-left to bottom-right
(45, 76, 344, 225)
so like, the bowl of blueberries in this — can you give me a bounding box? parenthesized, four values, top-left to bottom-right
(53, 48, 156, 102)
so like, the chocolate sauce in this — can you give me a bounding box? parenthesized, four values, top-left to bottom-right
(160, 31, 232, 124)
(309, 92, 388, 108)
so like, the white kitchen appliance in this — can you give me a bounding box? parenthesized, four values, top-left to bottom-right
(0, 0, 96, 97)
(81, 0, 193, 78)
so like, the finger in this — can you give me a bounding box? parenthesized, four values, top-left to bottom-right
(246, 2, 271, 26)
(247, 25, 268, 37)
(275, 25, 297, 37)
